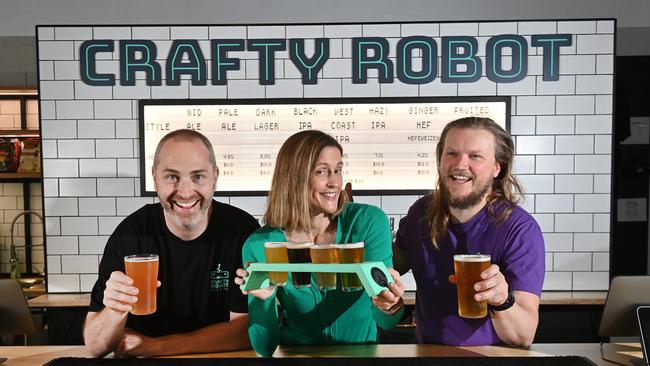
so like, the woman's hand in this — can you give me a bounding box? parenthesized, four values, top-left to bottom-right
(371, 268, 405, 315)
(234, 265, 277, 301)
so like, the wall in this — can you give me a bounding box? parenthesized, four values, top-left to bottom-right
(0, 0, 649, 90)
(38, 20, 615, 292)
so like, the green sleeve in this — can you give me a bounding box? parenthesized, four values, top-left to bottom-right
(360, 205, 403, 329)
(242, 232, 281, 357)
(360, 205, 393, 267)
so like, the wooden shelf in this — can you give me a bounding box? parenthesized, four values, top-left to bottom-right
(0, 171, 41, 181)
(0, 129, 39, 137)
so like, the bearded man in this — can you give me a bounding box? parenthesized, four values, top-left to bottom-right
(394, 116, 545, 347)
(84, 130, 259, 357)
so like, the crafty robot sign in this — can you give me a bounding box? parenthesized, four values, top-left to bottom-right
(79, 34, 572, 86)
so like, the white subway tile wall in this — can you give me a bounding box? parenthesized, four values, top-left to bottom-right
(35, 20, 614, 292)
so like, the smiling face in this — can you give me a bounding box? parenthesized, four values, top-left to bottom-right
(308, 146, 343, 217)
(438, 127, 501, 211)
(152, 138, 218, 240)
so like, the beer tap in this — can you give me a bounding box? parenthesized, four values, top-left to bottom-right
(9, 210, 44, 279)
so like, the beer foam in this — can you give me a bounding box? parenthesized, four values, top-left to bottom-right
(124, 255, 159, 262)
(286, 242, 314, 249)
(311, 244, 337, 249)
(453, 254, 491, 262)
(264, 242, 288, 248)
(337, 242, 364, 249)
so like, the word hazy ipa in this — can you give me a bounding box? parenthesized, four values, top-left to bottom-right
(264, 242, 288, 286)
(337, 242, 365, 292)
(453, 254, 491, 319)
(124, 254, 159, 315)
(286, 243, 313, 288)
(310, 245, 339, 290)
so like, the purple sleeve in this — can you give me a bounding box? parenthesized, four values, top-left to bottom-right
(396, 196, 428, 252)
(501, 211, 546, 297)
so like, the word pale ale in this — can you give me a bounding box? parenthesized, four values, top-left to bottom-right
(124, 254, 159, 315)
(453, 254, 491, 319)
(264, 242, 288, 286)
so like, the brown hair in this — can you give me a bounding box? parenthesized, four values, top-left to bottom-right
(264, 130, 348, 233)
(153, 129, 216, 169)
(428, 116, 523, 247)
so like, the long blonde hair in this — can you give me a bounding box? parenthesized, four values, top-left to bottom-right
(428, 117, 523, 248)
(265, 130, 348, 233)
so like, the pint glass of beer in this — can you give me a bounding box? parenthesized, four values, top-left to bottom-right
(286, 243, 313, 288)
(310, 245, 339, 290)
(124, 254, 159, 315)
(453, 254, 491, 319)
(337, 242, 365, 292)
(264, 242, 289, 287)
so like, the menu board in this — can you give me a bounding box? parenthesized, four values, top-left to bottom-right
(139, 97, 510, 196)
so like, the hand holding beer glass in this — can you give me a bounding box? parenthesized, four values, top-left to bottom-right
(453, 254, 491, 318)
(124, 254, 159, 315)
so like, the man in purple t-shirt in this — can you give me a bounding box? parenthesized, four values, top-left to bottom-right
(394, 116, 544, 347)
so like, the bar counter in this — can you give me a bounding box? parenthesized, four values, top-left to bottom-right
(28, 291, 607, 308)
(0, 343, 642, 366)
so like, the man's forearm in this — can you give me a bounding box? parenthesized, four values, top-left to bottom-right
(490, 291, 539, 347)
(149, 315, 250, 356)
(84, 308, 129, 357)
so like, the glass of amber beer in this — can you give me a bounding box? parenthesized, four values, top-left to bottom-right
(264, 242, 288, 287)
(453, 254, 491, 319)
(286, 243, 313, 288)
(310, 245, 339, 290)
(337, 242, 365, 292)
(124, 254, 159, 315)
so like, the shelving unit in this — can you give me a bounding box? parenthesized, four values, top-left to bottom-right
(0, 129, 40, 181)
(0, 88, 41, 274)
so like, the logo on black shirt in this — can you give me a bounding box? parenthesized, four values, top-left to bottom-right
(210, 263, 230, 292)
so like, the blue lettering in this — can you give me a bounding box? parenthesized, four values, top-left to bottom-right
(119, 40, 161, 86)
(289, 38, 329, 84)
(352, 37, 394, 84)
(441, 36, 481, 83)
(211, 39, 245, 85)
(396, 36, 437, 84)
(166, 40, 206, 86)
(80, 40, 115, 86)
(486, 35, 528, 83)
(531, 34, 572, 81)
(247, 39, 286, 85)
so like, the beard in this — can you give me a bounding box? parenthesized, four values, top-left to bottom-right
(441, 174, 493, 210)
(161, 194, 211, 231)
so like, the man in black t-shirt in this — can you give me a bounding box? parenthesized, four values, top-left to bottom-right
(84, 130, 259, 358)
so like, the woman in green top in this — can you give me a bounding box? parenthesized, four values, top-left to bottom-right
(235, 130, 405, 357)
